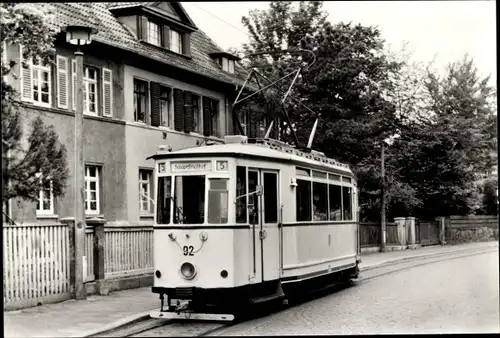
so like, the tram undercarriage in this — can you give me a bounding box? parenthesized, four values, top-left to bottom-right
(150, 265, 360, 321)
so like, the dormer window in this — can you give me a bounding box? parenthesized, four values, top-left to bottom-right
(210, 52, 240, 74)
(170, 29, 182, 54)
(219, 58, 235, 74)
(147, 20, 161, 46)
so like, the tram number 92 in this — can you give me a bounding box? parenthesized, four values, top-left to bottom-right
(183, 245, 194, 256)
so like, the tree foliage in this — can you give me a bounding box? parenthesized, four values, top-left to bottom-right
(1, 3, 68, 207)
(240, 1, 498, 220)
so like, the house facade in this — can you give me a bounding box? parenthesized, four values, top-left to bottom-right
(4, 2, 257, 226)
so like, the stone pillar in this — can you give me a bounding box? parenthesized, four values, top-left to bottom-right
(436, 216, 447, 245)
(394, 217, 406, 249)
(60, 217, 77, 297)
(406, 217, 416, 249)
(87, 217, 109, 295)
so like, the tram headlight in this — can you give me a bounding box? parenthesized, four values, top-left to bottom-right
(180, 262, 197, 280)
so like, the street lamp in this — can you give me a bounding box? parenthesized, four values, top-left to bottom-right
(380, 134, 400, 252)
(64, 25, 97, 300)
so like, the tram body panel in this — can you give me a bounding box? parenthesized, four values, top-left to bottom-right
(153, 228, 236, 288)
(280, 222, 357, 282)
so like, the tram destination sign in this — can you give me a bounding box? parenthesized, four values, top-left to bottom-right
(171, 161, 212, 172)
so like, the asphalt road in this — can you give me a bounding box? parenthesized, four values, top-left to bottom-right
(134, 250, 499, 336)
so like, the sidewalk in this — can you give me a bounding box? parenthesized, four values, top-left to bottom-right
(4, 241, 498, 338)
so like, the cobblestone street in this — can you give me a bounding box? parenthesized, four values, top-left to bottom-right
(198, 251, 499, 335)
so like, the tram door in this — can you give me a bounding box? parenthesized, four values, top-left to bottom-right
(248, 169, 281, 282)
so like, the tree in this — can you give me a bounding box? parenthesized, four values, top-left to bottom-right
(394, 55, 497, 219)
(240, 1, 411, 221)
(1, 3, 68, 215)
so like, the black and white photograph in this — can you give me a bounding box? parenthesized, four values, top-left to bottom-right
(2, 1, 498, 336)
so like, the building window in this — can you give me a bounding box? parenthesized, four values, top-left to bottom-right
(36, 175, 54, 215)
(203, 98, 218, 137)
(170, 29, 182, 54)
(32, 58, 51, 106)
(220, 58, 235, 74)
(147, 20, 161, 46)
(159, 85, 171, 127)
(134, 79, 148, 123)
(139, 170, 153, 214)
(192, 94, 201, 133)
(83, 66, 98, 115)
(85, 166, 100, 215)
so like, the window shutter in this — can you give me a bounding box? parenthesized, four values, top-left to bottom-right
(173, 88, 184, 132)
(183, 91, 193, 133)
(202, 97, 211, 137)
(72, 59, 76, 111)
(20, 46, 33, 102)
(56, 55, 68, 109)
(150, 82, 161, 127)
(102, 68, 113, 117)
(182, 33, 191, 57)
(139, 16, 148, 41)
(162, 25, 170, 49)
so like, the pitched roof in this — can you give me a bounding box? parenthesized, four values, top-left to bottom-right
(48, 2, 253, 89)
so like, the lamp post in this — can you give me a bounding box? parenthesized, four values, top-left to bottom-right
(64, 25, 97, 300)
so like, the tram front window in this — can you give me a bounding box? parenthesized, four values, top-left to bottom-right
(157, 177, 172, 224)
(208, 178, 228, 224)
(173, 175, 205, 224)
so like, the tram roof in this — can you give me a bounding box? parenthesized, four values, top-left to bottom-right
(149, 137, 355, 176)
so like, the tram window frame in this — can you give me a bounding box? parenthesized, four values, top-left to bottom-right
(342, 186, 353, 221)
(296, 178, 312, 221)
(328, 183, 342, 221)
(208, 178, 229, 224)
(156, 176, 172, 224)
(173, 175, 206, 224)
(312, 181, 328, 221)
(294, 166, 355, 222)
(263, 172, 278, 223)
(236, 166, 247, 224)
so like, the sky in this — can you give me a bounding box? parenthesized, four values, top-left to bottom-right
(182, 1, 497, 86)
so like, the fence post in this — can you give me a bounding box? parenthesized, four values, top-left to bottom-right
(87, 217, 108, 295)
(394, 217, 406, 250)
(60, 217, 77, 298)
(436, 216, 446, 245)
(406, 217, 416, 249)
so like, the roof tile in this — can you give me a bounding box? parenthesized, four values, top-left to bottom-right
(49, 2, 253, 88)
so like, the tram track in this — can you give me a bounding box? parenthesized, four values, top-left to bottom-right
(92, 246, 497, 337)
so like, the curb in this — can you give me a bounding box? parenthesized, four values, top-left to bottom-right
(72, 309, 158, 338)
(359, 243, 498, 272)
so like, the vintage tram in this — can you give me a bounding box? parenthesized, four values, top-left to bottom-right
(148, 135, 361, 321)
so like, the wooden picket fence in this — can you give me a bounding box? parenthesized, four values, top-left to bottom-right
(3, 223, 72, 310)
(83, 225, 154, 281)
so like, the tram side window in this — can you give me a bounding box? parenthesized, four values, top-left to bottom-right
(174, 175, 205, 224)
(156, 176, 171, 224)
(342, 186, 353, 220)
(263, 172, 278, 223)
(296, 179, 312, 221)
(248, 171, 259, 224)
(312, 182, 328, 221)
(208, 178, 229, 224)
(329, 184, 342, 221)
(236, 166, 247, 223)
